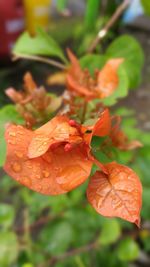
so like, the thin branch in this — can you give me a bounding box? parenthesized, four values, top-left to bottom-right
(12, 53, 67, 70)
(15, 213, 64, 234)
(88, 0, 130, 53)
(48, 241, 98, 267)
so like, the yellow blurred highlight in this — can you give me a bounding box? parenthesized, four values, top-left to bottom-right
(23, 0, 51, 34)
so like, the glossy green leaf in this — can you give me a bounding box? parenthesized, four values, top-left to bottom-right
(13, 28, 67, 63)
(0, 231, 19, 266)
(106, 35, 144, 88)
(41, 221, 74, 256)
(80, 54, 106, 75)
(84, 0, 101, 31)
(99, 219, 121, 245)
(117, 238, 139, 261)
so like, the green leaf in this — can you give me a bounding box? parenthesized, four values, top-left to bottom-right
(22, 264, 34, 267)
(13, 28, 67, 63)
(0, 105, 24, 167)
(106, 35, 144, 88)
(84, 0, 101, 31)
(117, 238, 139, 262)
(0, 231, 19, 266)
(40, 221, 74, 256)
(0, 204, 15, 229)
(80, 54, 106, 75)
(56, 0, 67, 12)
(99, 219, 121, 245)
(141, 0, 150, 15)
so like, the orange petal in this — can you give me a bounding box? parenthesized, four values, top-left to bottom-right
(67, 49, 82, 77)
(4, 125, 92, 195)
(24, 72, 37, 93)
(97, 58, 124, 98)
(93, 109, 111, 137)
(28, 115, 82, 159)
(110, 123, 143, 151)
(66, 74, 95, 99)
(66, 49, 95, 99)
(84, 109, 111, 146)
(5, 88, 23, 103)
(87, 162, 142, 226)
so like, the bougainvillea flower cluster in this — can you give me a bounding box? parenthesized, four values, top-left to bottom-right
(4, 109, 142, 226)
(6, 73, 62, 127)
(66, 50, 123, 100)
(3, 49, 143, 227)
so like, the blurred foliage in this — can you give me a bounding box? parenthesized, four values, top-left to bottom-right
(141, 0, 150, 16)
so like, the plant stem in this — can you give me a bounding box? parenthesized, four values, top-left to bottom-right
(12, 53, 67, 70)
(49, 241, 98, 266)
(81, 101, 88, 124)
(88, 0, 130, 53)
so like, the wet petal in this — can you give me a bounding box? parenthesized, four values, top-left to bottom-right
(28, 115, 82, 159)
(4, 125, 92, 195)
(93, 109, 111, 137)
(87, 162, 142, 226)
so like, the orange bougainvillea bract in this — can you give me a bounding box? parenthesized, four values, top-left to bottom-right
(66, 50, 124, 100)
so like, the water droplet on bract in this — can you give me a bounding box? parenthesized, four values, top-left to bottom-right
(15, 151, 23, 158)
(36, 184, 42, 191)
(8, 139, 16, 145)
(17, 130, 23, 135)
(27, 164, 32, 169)
(43, 142, 48, 145)
(35, 174, 41, 179)
(42, 170, 49, 178)
(22, 178, 31, 187)
(12, 162, 22, 172)
(38, 145, 46, 152)
(9, 132, 16, 137)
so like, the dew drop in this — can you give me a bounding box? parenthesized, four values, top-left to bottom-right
(12, 162, 22, 172)
(17, 130, 23, 135)
(22, 178, 31, 187)
(8, 139, 16, 145)
(35, 174, 41, 179)
(9, 132, 16, 137)
(15, 151, 23, 158)
(42, 170, 49, 178)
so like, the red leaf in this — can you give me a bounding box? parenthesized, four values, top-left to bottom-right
(4, 125, 92, 195)
(87, 162, 142, 226)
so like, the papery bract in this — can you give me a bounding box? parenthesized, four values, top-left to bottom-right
(28, 115, 82, 158)
(110, 116, 143, 150)
(87, 162, 142, 226)
(4, 123, 92, 195)
(66, 50, 123, 100)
